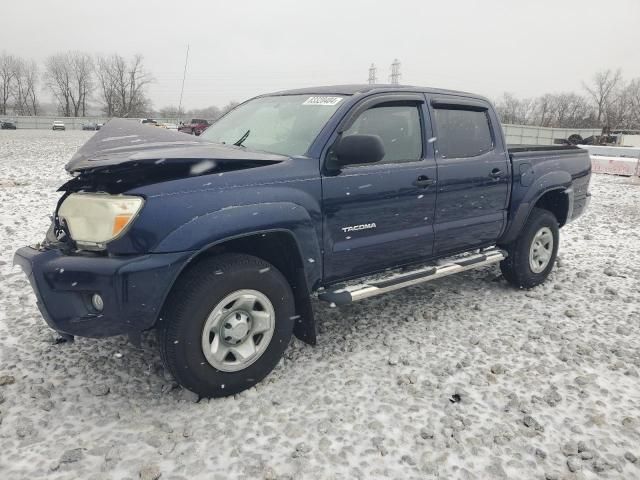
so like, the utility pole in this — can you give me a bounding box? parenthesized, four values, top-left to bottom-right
(368, 63, 377, 84)
(390, 58, 401, 85)
(178, 44, 190, 117)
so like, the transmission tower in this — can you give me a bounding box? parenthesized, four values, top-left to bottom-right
(389, 58, 401, 85)
(368, 63, 377, 84)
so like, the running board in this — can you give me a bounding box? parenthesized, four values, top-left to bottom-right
(318, 248, 507, 306)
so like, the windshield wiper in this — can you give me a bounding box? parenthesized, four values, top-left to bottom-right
(233, 129, 250, 147)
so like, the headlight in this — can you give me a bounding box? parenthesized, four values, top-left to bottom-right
(58, 193, 144, 248)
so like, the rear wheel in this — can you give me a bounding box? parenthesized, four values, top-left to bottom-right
(159, 253, 295, 397)
(500, 208, 559, 288)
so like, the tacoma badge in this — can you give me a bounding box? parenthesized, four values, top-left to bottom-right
(341, 223, 377, 233)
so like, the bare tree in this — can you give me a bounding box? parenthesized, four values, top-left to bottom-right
(494, 93, 535, 125)
(70, 52, 94, 116)
(0, 52, 18, 115)
(543, 93, 589, 128)
(45, 52, 94, 117)
(583, 69, 622, 126)
(44, 54, 72, 116)
(158, 105, 184, 117)
(114, 54, 152, 116)
(534, 94, 555, 127)
(96, 55, 118, 116)
(221, 101, 240, 116)
(13, 59, 39, 115)
(188, 105, 222, 120)
(96, 54, 152, 117)
(626, 78, 640, 128)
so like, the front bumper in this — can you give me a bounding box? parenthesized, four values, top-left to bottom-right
(14, 246, 193, 338)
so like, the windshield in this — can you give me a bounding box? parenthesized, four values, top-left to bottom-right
(201, 94, 345, 156)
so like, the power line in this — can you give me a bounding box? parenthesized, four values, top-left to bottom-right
(177, 44, 190, 114)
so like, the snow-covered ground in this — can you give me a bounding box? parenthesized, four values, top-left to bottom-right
(1, 129, 639, 480)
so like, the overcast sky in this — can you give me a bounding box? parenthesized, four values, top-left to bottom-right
(2, 0, 639, 110)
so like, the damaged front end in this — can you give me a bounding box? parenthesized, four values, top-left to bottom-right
(62, 118, 285, 194)
(15, 118, 288, 341)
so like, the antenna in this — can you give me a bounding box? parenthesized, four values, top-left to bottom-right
(178, 44, 190, 115)
(390, 58, 401, 85)
(368, 63, 377, 84)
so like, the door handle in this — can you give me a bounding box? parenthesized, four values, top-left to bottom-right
(489, 168, 504, 179)
(413, 176, 435, 187)
(413, 175, 435, 188)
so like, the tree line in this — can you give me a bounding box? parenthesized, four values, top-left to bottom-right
(1, 51, 153, 117)
(0, 50, 242, 120)
(2, 53, 639, 129)
(495, 69, 640, 130)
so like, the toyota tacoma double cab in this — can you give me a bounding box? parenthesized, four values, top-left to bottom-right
(15, 85, 591, 397)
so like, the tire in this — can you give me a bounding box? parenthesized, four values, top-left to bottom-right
(499, 208, 559, 289)
(567, 134, 583, 146)
(159, 253, 295, 397)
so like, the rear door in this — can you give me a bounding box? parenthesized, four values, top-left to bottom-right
(321, 93, 437, 283)
(428, 97, 510, 255)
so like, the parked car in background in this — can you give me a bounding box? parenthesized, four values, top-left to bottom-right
(82, 122, 101, 131)
(1, 120, 17, 130)
(178, 118, 211, 136)
(160, 122, 178, 131)
(140, 118, 159, 126)
(52, 121, 65, 131)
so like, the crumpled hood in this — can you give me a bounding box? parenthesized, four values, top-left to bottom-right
(61, 118, 289, 193)
(66, 118, 287, 172)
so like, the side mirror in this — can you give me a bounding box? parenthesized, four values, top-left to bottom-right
(332, 134, 385, 168)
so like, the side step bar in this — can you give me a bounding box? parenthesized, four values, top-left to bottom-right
(318, 248, 507, 306)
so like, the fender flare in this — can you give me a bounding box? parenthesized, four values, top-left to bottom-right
(499, 170, 572, 244)
(153, 201, 322, 288)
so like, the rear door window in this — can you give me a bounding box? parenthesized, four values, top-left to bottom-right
(433, 108, 493, 158)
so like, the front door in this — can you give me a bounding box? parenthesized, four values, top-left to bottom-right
(429, 97, 510, 255)
(321, 95, 437, 283)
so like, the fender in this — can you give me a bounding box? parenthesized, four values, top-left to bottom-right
(153, 202, 323, 289)
(499, 170, 572, 244)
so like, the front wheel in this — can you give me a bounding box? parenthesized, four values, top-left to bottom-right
(499, 208, 559, 288)
(159, 253, 295, 397)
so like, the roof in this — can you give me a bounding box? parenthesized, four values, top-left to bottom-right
(266, 83, 477, 98)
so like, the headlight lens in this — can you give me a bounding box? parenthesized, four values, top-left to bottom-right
(58, 193, 144, 248)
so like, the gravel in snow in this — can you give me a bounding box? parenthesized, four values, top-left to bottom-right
(1, 129, 640, 479)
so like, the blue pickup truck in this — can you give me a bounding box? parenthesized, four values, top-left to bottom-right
(15, 84, 591, 397)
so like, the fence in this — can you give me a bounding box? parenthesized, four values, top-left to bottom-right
(502, 124, 601, 146)
(3, 116, 605, 146)
(2, 116, 182, 130)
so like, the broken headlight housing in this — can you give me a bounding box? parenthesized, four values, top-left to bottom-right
(57, 193, 144, 249)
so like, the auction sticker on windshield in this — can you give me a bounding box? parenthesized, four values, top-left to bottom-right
(302, 96, 343, 106)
